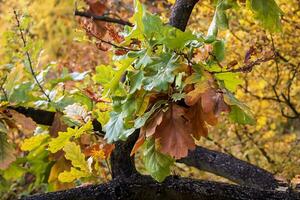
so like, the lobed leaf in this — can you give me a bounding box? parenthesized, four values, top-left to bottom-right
(63, 141, 89, 172)
(143, 138, 174, 182)
(247, 0, 283, 32)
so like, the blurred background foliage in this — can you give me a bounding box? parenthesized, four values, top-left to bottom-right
(0, 0, 299, 199)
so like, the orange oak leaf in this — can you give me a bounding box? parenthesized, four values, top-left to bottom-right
(102, 143, 115, 158)
(141, 110, 164, 138)
(130, 131, 145, 156)
(84, 144, 105, 159)
(84, 143, 115, 159)
(9, 110, 37, 136)
(79, 0, 107, 41)
(154, 104, 195, 159)
(186, 102, 209, 140)
(201, 89, 231, 126)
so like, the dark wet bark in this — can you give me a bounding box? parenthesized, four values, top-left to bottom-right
(22, 175, 299, 200)
(178, 147, 278, 189)
(110, 131, 139, 179)
(169, 0, 199, 31)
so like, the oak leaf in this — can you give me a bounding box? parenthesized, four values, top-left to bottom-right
(49, 112, 67, 137)
(141, 110, 164, 138)
(154, 104, 195, 159)
(186, 102, 209, 140)
(9, 110, 37, 135)
(130, 131, 145, 156)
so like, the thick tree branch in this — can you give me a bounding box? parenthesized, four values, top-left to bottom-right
(22, 175, 299, 200)
(178, 147, 278, 189)
(8, 106, 105, 135)
(74, 10, 133, 27)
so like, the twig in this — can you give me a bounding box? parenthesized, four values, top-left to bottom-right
(13, 11, 51, 102)
(88, 29, 140, 52)
(270, 34, 299, 119)
(234, 127, 251, 163)
(274, 139, 300, 174)
(244, 131, 276, 165)
(242, 86, 283, 103)
(213, 56, 275, 74)
(205, 136, 232, 156)
(75, 10, 134, 27)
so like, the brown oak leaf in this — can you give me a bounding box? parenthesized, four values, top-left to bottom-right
(201, 89, 231, 124)
(141, 110, 164, 138)
(154, 104, 195, 159)
(49, 112, 68, 137)
(9, 110, 37, 136)
(186, 102, 209, 140)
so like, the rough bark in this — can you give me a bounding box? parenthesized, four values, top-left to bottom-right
(178, 147, 278, 189)
(169, 0, 199, 31)
(110, 131, 139, 178)
(22, 175, 299, 200)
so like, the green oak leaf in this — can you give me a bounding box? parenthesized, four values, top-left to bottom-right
(143, 13, 164, 39)
(224, 92, 255, 125)
(3, 162, 26, 181)
(208, 0, 230, 37)
(123, 0, 145, 43)
(128, 71, 144, 94)
(229, 105, 255, 125)
(212, 40, 225, 62)
(93, 65, 115, 85)
(143, 138, 174, 182)
(121, 95, 138, 117)
(9, 82, 33, 103)
(104, 112, 125, 143)
(161, 27, 197, 50)
(215, 72, 243, 92)
(247, 0, 283, 32)
(134, 100, 166, 129)
(143, 53, 179, 92)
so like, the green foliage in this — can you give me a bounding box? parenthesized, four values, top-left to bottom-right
(63, 141, 89, 172)
(21, 134, 49, 151)
(208, 0, 237, 38)
(224, 92, 255, 125)
(48, 121, 92, 153)
(58, 167, 89, 183)
(247, 0, 283, 32)
(212, 40, 225, 61)
(143, 139, 174, 182)
(104, 112, 127, 143)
